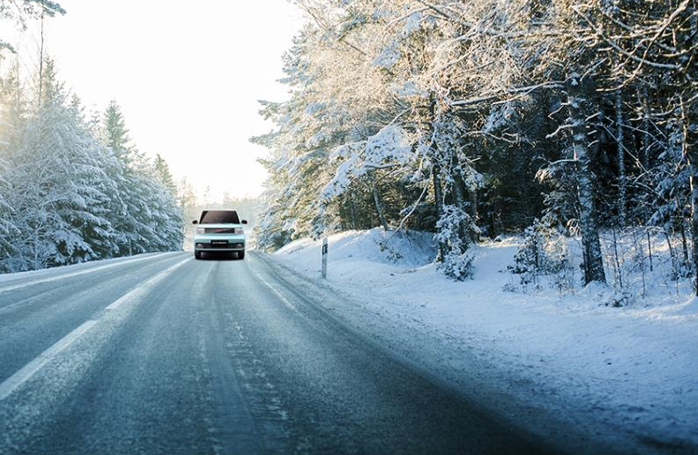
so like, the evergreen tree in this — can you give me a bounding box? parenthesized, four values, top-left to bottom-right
(101, 101, 183, 255)
(0, 7, 183, 272)
(154, 153, 177, 195)
(2, 59, 116, 269)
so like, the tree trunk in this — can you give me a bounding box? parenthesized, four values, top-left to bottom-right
(370, 173, 389, 231)
(432, 164, 445, 261)
(637, 86, 651, 224)
(685, 3, 697, 292)
(639, 86, 650, 172)
(349, 194, 358, 230)
(568, 75, 606, 284)
(616, 89, 626, 227)
(452, 176, 468, 241)
(681, 96, 698, 294)
(679, 220, 690, 267)
(469, 188, 478, 224)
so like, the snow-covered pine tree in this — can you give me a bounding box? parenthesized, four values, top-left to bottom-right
(101, 101, 150, 255)
(3, 59, 118, 269)
(101, 101, 183, 255)
(0, 64, 23, 267)
(154, 153, 177, 195)
(66, 94, 120, 260)
(565, 74, 606, 284)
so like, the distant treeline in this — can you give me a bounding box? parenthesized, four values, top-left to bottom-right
(254, 0, 698, 288)
(0, 57, 183, 273)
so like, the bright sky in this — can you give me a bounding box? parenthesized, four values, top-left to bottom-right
(4, 0, 304, 201)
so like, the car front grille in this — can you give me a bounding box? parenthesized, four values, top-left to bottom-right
(205, 228, 237, 234)
(196, 243, 244, 249)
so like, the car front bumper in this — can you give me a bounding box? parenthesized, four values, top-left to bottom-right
(194, 234, 246, 251)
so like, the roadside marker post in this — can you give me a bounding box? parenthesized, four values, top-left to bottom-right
(322, 238, 328, 279)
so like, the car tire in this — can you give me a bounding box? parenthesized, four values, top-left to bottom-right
(195, 251, 201, 260)
(238, 250, 245, 260)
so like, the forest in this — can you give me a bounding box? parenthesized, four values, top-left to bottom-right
(0, 1, 183, 273)
(254, 0, 698, 291)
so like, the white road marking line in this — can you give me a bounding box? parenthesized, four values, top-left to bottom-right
(248, 259, 298, 312)
(0, 320, 98, 401)
(0, 253, 174, 294)
(105, 257, 192, 311)
(0, 256, 192, 401)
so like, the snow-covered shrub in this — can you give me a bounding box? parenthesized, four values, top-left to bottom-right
(510, 218, 573, 292)
(434, 205, 478, 281)
(501, 282, 518, 293)
(440, 249, 475, 281)
(379, 238, 404, 263)
(510, 224, 544, 290)
(603, 290, 632, 308)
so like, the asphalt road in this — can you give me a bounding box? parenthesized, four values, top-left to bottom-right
(0, 251, 554, 455)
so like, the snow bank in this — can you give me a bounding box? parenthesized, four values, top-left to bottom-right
(272, 229, 698, 454)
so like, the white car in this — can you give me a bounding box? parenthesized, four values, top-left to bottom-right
(192, 210, 247, 259)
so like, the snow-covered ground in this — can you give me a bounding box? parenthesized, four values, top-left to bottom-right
(271, 229, 698, 454)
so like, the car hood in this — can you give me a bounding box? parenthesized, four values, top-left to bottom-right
(198, 223, 244, 229)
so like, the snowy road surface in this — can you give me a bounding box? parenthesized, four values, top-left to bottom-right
(0, 252, 552, 455)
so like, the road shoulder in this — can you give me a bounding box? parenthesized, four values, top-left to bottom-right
(251, 251, 636, 455)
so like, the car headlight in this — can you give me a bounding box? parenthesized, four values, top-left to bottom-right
(195, 227, 205, 234)
(235, 228, 244, 234)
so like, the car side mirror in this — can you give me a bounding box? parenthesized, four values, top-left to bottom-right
(192, 220, 198, 225)
(242, 220, 248, 225)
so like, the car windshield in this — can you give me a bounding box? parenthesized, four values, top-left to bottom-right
(200, 210, 240, 224)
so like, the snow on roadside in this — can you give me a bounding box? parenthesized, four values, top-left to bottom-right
(0, 252, 176, 284)
(273, 228, 698, 454)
